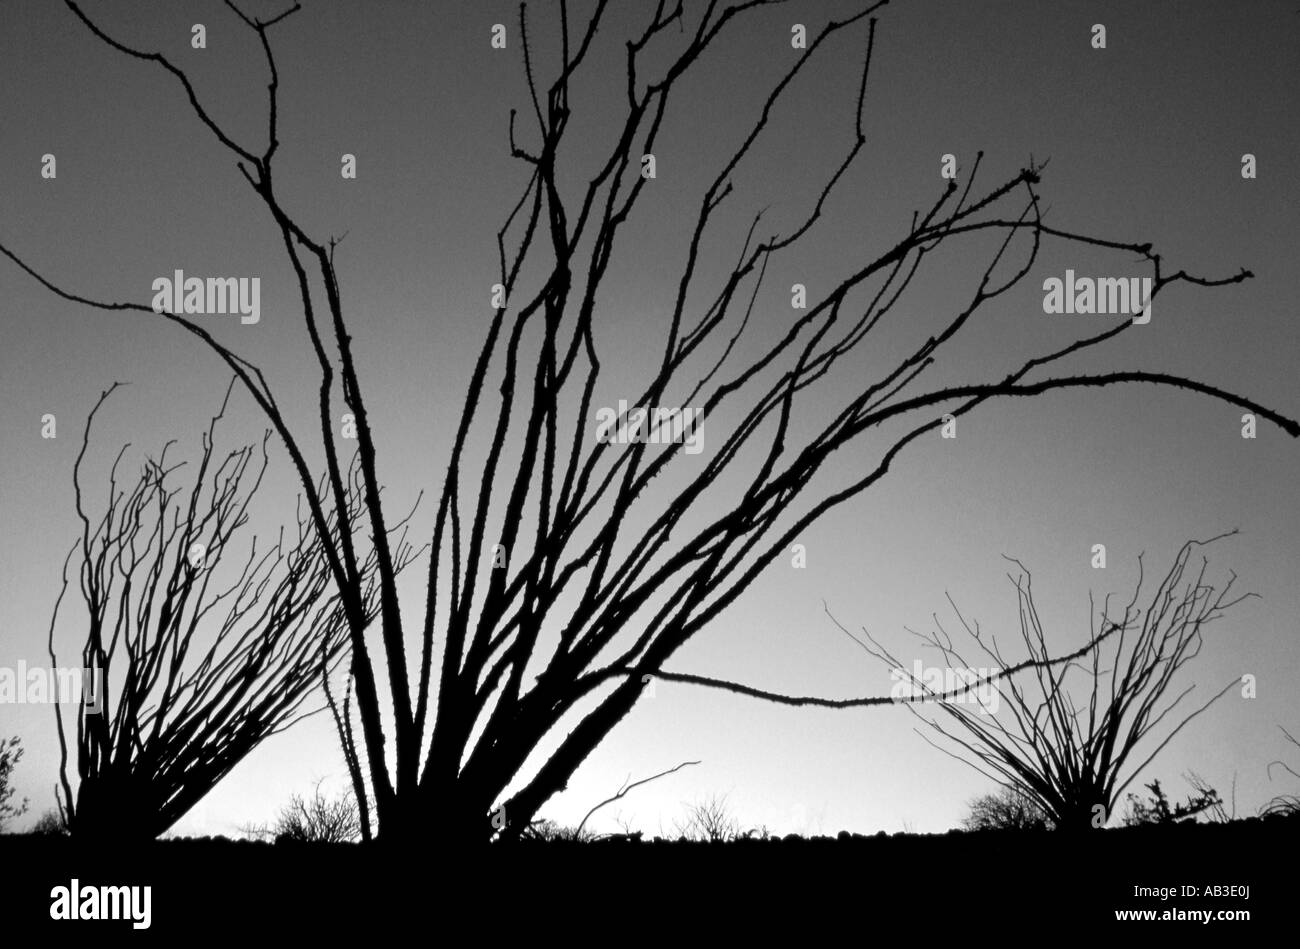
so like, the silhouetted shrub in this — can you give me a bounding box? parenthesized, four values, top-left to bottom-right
(1121, 778, 1221, 826)
(0, 736, 29, 832)
(246, 781, 363, 844)
(962, 786, 1053, 831)
(673, 794, 743, 842)
(30, 809, 69, 836)
(518, 819, 596, 842)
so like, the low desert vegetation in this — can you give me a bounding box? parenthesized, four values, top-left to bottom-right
(672, 793, 746, 843)
(1120, 777, 1224, 827)
(244, 781, 365, 844)
(962, 786, 1054, 831)
(0, 736, 29, 832)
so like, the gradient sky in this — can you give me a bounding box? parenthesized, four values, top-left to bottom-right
(1, 0, 1298, 839)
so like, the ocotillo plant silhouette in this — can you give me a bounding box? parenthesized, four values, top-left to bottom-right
(0, 1, 1295, 845)
(48, 381, 419, 840)
(837, 535, 1251, 831)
